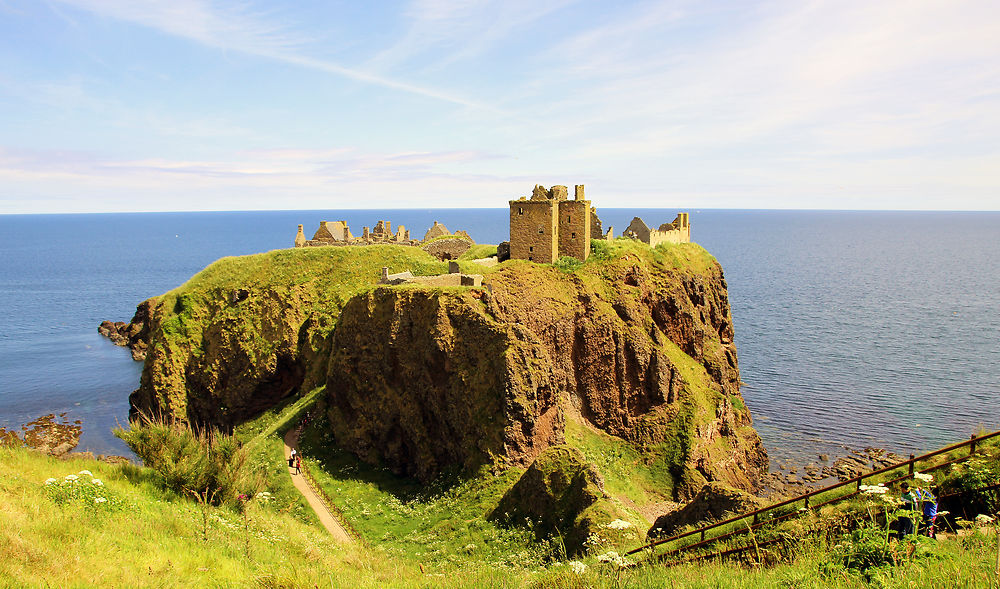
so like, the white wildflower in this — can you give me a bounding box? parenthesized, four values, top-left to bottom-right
(914, 472, 933, 483)
(606, 519, 633, 530)
(975, 514, 995, 525)
(568, 561, 587, 575)
(94, 497, 107, 504)
(64, 474, 78, 481)
(463, 543, 476, 552)
(860, 484, 888, 495)
(91, 479, 103, 486)
(78, 470, 93, 477)
(44, 478, 57, 485)
(596, 551, 631, 568)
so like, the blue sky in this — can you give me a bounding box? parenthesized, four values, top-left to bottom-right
(1, 0, 998, 213)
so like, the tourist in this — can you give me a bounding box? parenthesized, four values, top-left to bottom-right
(897, 482, 917, 538)
(294, 455, 302, 475)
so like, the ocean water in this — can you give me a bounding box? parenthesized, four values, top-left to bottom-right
(1, 209, 997, 465)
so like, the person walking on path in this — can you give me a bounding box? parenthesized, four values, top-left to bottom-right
(294, 454, 302, 475)
(288, 448, 296, 472)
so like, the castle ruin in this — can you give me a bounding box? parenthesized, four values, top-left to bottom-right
(507, 184, 689, 263)
(622, 214, 690, 246)
(509, 184, 599, 263)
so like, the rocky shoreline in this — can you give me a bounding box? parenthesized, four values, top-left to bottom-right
(0, 413, 130, 464)
(760, 446, 906, 498)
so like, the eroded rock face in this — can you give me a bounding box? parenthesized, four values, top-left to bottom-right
(324, 288, 562, 481)
(648, 481, 762, 539)
(490, 445, 624, 555)
(126, 244, 767, 496)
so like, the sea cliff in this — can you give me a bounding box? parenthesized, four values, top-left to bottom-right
(125, 240, 767, 499)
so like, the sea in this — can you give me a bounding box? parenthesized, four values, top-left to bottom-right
(1, 209, 998, 466)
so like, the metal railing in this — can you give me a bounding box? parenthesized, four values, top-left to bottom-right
(627, 430, 1000, 563)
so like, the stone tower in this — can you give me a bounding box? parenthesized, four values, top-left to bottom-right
(509, 184, 591, 263)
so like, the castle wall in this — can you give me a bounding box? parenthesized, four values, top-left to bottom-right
(509, 198, 558, 263)
(626, 214, 690, 247)
(557, 199, 591, 261)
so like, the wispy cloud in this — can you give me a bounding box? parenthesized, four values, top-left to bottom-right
(364, 0, 577, 73)
(53, 0, 498, 110)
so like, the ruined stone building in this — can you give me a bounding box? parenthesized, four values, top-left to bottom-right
(295, 219, 416, 248)
(622, 214, 690, 246)
(509, 184, 600, 263)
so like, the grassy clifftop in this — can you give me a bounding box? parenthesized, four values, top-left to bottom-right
(130, 238, 765, 549)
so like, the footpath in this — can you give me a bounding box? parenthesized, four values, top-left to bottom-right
(283, 428, 353, 543)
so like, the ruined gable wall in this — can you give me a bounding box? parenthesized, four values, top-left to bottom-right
(509, 199, 558, 263)
(624, 217, 651, 243)
(557, 200, 591, 261)
(648, 213, 691, 246)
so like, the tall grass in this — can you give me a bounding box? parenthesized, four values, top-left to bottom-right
(114, 415, 264, 509)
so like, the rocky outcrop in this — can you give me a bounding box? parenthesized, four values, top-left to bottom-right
(648, 481, 762, 538)
(125, 242, 767, 496)
(0, 414, 82, 456)
(324, 287, 561, 480)
(98, 300, 153, 361)
(490, 445, 627, 554)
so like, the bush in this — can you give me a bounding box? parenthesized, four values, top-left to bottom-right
(938, 455, 1000, 518)
(114, 416, 265, 509)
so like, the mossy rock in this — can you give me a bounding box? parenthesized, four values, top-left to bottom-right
(489, 445, 626, 554)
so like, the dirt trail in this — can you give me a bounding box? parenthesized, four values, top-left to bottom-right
(283, 428, 352, 543)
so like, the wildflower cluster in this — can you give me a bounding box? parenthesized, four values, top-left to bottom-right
(605, 519, 632, 530)
(859, 484, 888, 495)
(43, 470, 123, 512)
(596, 550, 631, 568)
(913, 472, 933, 483)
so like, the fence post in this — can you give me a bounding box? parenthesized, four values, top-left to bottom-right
(908, 454, 915, 475)
(971, 434, 978, 455)
(804, 496, 810, 510)
(700, 529, 705, 542)
(753, 512, 759, 526)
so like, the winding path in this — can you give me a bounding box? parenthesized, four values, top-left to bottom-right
(283, 428, 352, 543)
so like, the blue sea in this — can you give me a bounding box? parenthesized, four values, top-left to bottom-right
(1, 210, 998, 466)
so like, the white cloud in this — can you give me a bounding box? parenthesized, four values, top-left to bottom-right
(53, 0, 497, 110)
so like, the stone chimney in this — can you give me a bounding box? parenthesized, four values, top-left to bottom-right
(381, 267, 389, 282)
(575, 184, 585, 201)
(294, 224, 306, 248)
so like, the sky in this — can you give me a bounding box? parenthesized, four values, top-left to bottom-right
(1, 0, 998, 213)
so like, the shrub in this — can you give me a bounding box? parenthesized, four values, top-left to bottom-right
(938, 455, 1000, 518)
(114, 415, 265, 509)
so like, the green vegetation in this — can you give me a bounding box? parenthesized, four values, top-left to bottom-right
(587, 237, 719, 274)
(457, 243, 498, 260)
(297, 415, 554, 569)
(564, 415, 672, 514)
(3, 420, 1000, 587)
(114, 416, 264, 509)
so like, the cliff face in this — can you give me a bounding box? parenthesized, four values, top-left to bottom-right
(128, 241, 766, 498)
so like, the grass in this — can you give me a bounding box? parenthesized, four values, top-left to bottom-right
(2, 432, 999, 588)
(296, 416, 554, 571)
(458, 244, 498, 260)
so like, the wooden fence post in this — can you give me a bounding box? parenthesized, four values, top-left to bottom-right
(971, 434, 978, 455)
(908, 454, 915, 475)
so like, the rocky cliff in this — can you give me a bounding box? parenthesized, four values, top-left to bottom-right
(126, 240, 767, 499)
